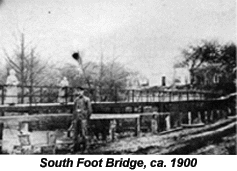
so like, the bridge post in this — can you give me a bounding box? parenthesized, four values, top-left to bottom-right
(109, 119, 116, 141)
(165, 114, 171, 130)
(19, 113, 29, 133)
(178, 112, 182, 126)
(214, 110, 217, 122)
(204, 111, 208, 123)
(151, 115, 158, 133)
(216, 110, 220, 121)
(220, 109, 225, 119)
(209, 110, 212, 123)
(188, 111, 192, 125)
(135, 117, 140, 136)
(197, 111, 203, 123)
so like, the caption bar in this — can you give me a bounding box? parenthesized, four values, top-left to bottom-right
(40, 157, 197, 169)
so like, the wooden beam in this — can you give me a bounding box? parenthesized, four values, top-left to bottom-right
(0, 113, 143, 123)
(0, 99, 221, 113)
(139, 112, 170, 116)
(91, 114, 140, 120)
(0, 112, 173, 123)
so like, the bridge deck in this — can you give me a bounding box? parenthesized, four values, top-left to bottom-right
(0, 99, 221, 113)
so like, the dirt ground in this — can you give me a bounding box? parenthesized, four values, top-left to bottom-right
(90, 117, 237, 155)
(191, 133, 236, 155)
(2, 129, 49, 154)
(2, 117, 237, 154)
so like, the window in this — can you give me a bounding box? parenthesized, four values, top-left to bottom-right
(213, 74, 220, 84)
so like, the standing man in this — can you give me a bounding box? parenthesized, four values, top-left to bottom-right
(72, 86, 92, 153)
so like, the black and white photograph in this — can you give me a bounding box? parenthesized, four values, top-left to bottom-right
(0, 0, 236, 155)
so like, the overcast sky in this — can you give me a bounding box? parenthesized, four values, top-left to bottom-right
(0, 0, 236, 85)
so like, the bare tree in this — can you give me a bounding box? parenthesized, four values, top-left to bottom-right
(3, 33, 50, 103)
(69, 50, 130, 101)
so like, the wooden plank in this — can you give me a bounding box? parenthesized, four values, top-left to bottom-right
(181, 123, 205, 128)
(91, 114, 140, 120)
(0, 113, 142, 123)
(159, 127, 183, 135)
(139, 112, 170, 116)
(0, 113, 72, 123)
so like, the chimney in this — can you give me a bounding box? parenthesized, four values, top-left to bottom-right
(162, 76, 166, 86)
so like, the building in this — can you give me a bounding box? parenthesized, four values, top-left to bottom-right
(126, 75, 149, 89)
(191, 64, 223, 89)
(173, 67, 190, 87)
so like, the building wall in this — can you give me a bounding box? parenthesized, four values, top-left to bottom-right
(174, 68, 190, 86)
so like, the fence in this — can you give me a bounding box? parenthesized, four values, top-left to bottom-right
(0, 84, 220, 105)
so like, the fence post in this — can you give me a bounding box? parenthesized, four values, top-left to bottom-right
(40, 87, 43, 103)
(0, 87, 4, 154)
(178, 92, 180, 101)
(152, 91, 155, 102)
(127, 90, 130, 102)
(65, 87, 68, 104)
(1, 86, 4, 105)
(158, 91, 160, 102)
(29, 86, 33, 116)
(0, 114, 3, 154)
(132, 90, 135, 103)
(21, 85, 24, 104)
(146, 90, 149, 102)
(29, 85, 33, 105)
(114, 86, 117, 103)
(70, 87, 74, 102)
(169, 91, 172, 102)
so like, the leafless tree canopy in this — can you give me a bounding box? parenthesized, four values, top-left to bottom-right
(3, 33, 50, 86)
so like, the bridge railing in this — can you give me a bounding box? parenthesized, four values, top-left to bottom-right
(118, 89, 219, 102)
(0, 84, 220, 105)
